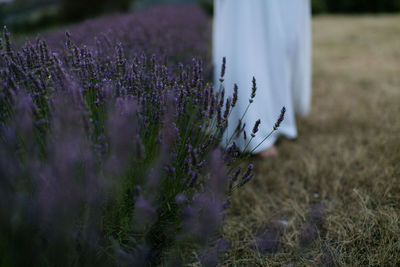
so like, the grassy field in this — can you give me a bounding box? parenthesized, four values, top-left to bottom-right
(221, 15, 400, 266)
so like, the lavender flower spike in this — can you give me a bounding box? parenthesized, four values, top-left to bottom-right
(239, 164, 254, 186)
(231, 84, 238, 108)
(219, 57, 226, 82)
(251, 119, 261, 137)
(249, 77, 257, 103)
(274, 106, 286, 130)
(223, 98, 231, 119)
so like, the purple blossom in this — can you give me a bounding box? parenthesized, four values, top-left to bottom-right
(219, 56, 226, 82)
(249, 76, 257, 103)
(299, 204, 326, 247)
(299, 224, 319, 247)
(223, 98, 231, 119)
(222, 197, 231, 210)
(251, 119, 261, 137)
(251, 227, 282, 254)
(239, 164, 254, 187)
(175, 194, 188, 205)
(232, 167, 241, 182)
(134, 197, 157, 229)
(231, 83, 238, 108)
(274, 106, 286, 130)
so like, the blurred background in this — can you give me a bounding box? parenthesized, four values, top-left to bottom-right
(2, 0, 400, 34)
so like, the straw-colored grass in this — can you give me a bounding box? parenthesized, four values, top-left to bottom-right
(222, 15, 400, 266)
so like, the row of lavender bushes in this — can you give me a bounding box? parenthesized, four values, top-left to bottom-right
(41, 4, 211, 75)
(0, 5, 272, 266)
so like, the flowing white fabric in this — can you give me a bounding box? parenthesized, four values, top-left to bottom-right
(213, 0, 311, 153)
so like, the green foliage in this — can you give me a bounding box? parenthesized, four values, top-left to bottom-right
(195, 0, 400, 15)
(197, 0, 213, 17)
(312, 0, 400, 14)
(59, 0, 133, 22)
(0, 0, 60, 34)
(311, 0, 327, 14)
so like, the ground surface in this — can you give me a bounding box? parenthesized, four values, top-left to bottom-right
(220, 15, 400, 266)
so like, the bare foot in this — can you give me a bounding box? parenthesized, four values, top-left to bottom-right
(257, 145, 278, 158)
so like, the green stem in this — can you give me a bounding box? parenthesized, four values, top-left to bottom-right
(249, 128, 276, 154)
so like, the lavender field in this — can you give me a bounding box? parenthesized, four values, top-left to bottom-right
(0, 4, 260, 266)
(1, 3, 399, 267)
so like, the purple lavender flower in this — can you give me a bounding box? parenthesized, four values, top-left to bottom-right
(251, 227, 281, 254)
(249, 76, 257, 103)
(232, 168, 241, 182)
(219, 87, 225, 108)
(219, 56, 226, 82)
(175, 194, 188, 205)
(164, 165, 176, 176)
(223, 98, 231, 119)
(299, 223, 319, 247)
(239, 164, 254, 186)
(299, 204, 326, 247)
(231, 83, 238, 108)
(251, 119, 261, 137)
(222, 197, 231, 210)
(274, 106, 286, 130)
(134, 197, 157, 229)
(3, 26, 13, 58)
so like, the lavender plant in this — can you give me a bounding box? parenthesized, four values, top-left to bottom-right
(0, 4, 284, 266)
(43, 4, 211, 73)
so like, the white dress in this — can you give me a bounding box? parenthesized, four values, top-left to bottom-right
(213, 0, 311, 153)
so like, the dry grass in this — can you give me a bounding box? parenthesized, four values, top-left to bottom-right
(222, 15, 400, 266)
